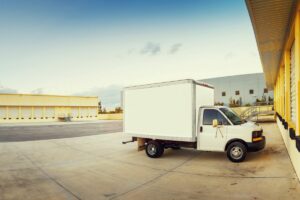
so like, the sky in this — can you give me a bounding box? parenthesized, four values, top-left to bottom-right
(0, 0, 262, 108)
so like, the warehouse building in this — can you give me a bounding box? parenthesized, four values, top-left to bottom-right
(246, 0, 300, 180)
(200, 73, 274, 106)
(0, 94, 98, 122)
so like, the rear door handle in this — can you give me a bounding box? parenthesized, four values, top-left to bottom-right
(200, 126, 203, 132)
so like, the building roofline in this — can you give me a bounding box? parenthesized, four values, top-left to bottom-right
(245, 0, 297, 88)
(124, 79, 214, 90)
(200, 72, 264, 81)
(0, 93, 98, 99)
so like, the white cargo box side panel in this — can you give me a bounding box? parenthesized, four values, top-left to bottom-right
(124, 82, 195, 141)
(196, 85, 214, 108)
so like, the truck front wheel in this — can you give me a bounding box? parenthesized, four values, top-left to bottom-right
(145, 140, 164, 158)
(227, 142, 247, 162)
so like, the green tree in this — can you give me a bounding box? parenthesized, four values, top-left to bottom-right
(98, 101, 102, 114)
(115, 107, 123, 113)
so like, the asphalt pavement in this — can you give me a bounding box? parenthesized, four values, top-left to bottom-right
(0, 120, 123, 142)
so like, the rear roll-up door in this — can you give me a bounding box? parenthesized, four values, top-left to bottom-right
(22, 107, 32, 119)
(72, 107, 79, 118)
(45, 107, 55, 119)
(0, 107, 6, 119)
(82, 107, 89, 117)
(290, 42, 296, 124)
(34, 107, 43, 119)
(9, 107, 19, 119)
(91, 107, 98, 117)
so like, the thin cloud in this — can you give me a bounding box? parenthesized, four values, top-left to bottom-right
(0, 88, 17, 94)
(31, 88, 45, 94)
(140, 42, 161, 55)
(169, 43, 182, 54)
(0, 84, 18, 94)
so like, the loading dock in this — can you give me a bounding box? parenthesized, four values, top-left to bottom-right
(0, 94, 98, 123)
(246, 0, 300, 181)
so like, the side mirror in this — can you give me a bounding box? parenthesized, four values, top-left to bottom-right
(212, 119, 218, 127)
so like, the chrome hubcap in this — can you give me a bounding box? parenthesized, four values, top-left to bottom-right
(147, 144, 157, 155)
(230, 146, 243, 159)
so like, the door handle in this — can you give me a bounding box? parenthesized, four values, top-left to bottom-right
(200, 126, 203, 132)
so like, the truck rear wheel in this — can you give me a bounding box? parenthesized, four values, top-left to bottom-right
(227, 142, 247, 162)
(145, 140, 164, 158)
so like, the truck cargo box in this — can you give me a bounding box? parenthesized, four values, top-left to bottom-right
(123, 79, 214, 142)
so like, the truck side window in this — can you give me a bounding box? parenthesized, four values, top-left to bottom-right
(203, 109, 230, 125)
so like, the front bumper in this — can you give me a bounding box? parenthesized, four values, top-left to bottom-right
(247, 136, 266, 152)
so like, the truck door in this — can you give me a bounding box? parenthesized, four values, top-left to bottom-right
(197, 108, 229, 151)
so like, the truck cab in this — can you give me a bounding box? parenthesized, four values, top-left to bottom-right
(197, 106, 265, 162)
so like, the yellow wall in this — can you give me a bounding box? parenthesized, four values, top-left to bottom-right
(273, 5, 300, 182)
(0, 94, 99, 123)
(98, 113, 123, 120)
(274, 8, 300, 133)
(0, 93, 98, 106)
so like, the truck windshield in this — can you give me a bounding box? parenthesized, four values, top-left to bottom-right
(220, 108, 244, 125)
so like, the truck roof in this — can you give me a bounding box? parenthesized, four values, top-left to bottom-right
(124, 79, 214, 90)
(200, 106, 228, 109)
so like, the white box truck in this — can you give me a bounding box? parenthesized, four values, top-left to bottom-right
(123, 79, 265, 162)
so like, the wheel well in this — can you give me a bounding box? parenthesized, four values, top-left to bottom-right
(225, 139, 248, 151)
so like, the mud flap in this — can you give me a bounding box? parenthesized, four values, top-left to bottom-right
(137, 138, 146, 151)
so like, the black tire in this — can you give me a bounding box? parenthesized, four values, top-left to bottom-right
(227, 142, 247, 162)
(145, 140, 164, 158)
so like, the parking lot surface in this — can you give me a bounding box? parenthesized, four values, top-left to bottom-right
(0, 121, 122, 142)
(0, 123, 299, 200)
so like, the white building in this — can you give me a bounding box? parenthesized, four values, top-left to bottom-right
(200, 73, 274, 106)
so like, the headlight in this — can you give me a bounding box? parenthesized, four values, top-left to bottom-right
(252, 130, 263, 142)
(252, 130, 262, 138)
